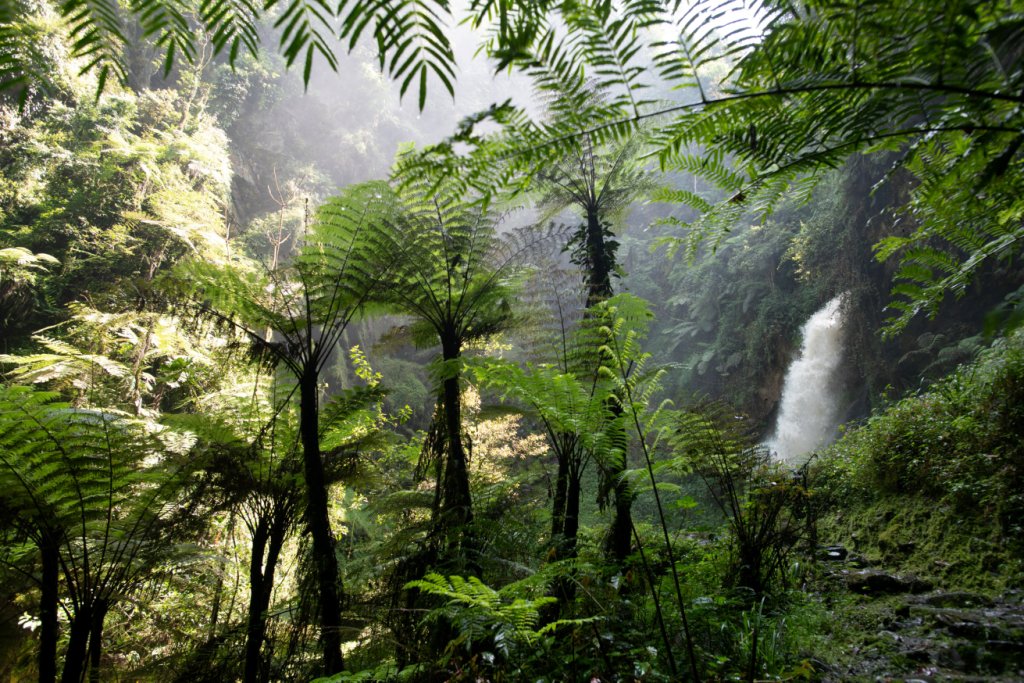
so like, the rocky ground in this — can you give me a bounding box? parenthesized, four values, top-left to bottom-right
(814, 551, 1024, 682)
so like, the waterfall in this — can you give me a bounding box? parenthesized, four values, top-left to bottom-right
(767, 294, 846, 463)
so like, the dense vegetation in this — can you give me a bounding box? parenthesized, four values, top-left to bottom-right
(1, 1, 1022, 681)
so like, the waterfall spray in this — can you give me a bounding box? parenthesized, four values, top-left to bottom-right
(767, 294, 846, 463)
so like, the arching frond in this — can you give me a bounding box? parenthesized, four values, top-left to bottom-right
(129, 0, 195, 76)
(60, 0, 128, 90)
(0, 384, 197, 592)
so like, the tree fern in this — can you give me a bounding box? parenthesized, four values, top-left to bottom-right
(174, 180, 401, 673)
(0, 384, 198, 682)
(369, 169, 561, 557)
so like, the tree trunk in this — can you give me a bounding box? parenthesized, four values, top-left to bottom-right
(603, 403, 632, 563)
(299, 373, 344, 674)
(244, 518, 270, 683)
(564, 473, 581, 558)
(61, 606, 91, 683)
(87, 599, 108, 683)
(439, 335, 472, 530)
(550, 453, 569, 549)
(208, 553, 225, 638)
(38, 536, 59, 683)
(244, 508, 290, 683)
(551, 470, 583, 610)
(585, 209, 613, 305)
(607, 475, 633, 562)
(581, 205, 632, 563)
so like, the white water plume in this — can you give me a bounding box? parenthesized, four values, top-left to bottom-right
(767, 294, 846, 463)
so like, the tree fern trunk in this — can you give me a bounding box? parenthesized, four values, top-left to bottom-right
(585, 210, 613, 305)
(61, 606, 91, 683)
(260, 510, 288, 681)
(87, 598, 108, 683)
(299, 373, 344, 674)
(550, 453, 569, 549)
(605, 408, 632, 563)
(38, 536, 59, 683)
(607, 481, 633, 562)
(552, 471, 583, 609)
(564, 473, 581, 558)
(244, 507, 290, 683)
(582, 206, 632, 563)
(440, 336, 472, 531)
(244, 518, 270, 683)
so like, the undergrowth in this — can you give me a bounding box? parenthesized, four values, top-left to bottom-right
(812, 330, 1024, 590)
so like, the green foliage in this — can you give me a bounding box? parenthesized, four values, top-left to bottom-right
(668, 409, 808, 598)
(0, 0, 459, 106)
(1, 304, 222, 414)
(0, 246, 58, 284)
(815, 331, 1024, 534)
(0, 385, 193, 537)
(805, 330, 1024, 593)
(400, 572, 593, 679)
(1, 84, 232, 343)
(407, 573, 554, 652)
(4, 4, 1024, 680)
(0, 383, 201, 680)
(471, 358, 617, 464)
(0, 246, 59, 337)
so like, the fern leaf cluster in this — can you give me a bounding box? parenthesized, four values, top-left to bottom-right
(0, 384, 197, 613)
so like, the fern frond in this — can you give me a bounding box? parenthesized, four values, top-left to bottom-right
(336, 0, 455, 109)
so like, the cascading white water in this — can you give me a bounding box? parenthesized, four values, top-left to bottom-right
(767, 294, 846, 463)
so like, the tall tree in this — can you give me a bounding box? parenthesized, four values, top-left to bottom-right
(531, 122, 651, 560)
(178, 360, 387, 683)
(373, 174, 554, 561)
(175, 182, 397, 674)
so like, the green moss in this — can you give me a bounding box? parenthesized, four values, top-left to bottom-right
(819, 495, 1022, 592)
(809, 332, 1024, 593)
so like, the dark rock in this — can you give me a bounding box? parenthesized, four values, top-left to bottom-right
(846, 570, 934, 596)
(943, 620, 990, 640)
(936, 642, 980, 672)
(924, 592, 995, 609)
(847, 553, 872, 568)
(984, 639, 1024, 654)
(902, 648, 932, 664)
(979, 640, 1024, 674)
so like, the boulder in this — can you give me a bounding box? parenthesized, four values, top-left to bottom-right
(845, 570, 933, 596)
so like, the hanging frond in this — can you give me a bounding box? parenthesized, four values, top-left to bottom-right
(60, 0, 128, 91)
(343, 0, 455, 109)
(129, 0, 195, 76)
(272, 0, 339, 84)
(197, 0, 259, 64)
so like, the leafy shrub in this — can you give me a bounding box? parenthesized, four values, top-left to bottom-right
(815, 331, 1024, 532)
